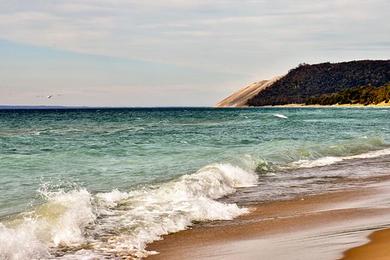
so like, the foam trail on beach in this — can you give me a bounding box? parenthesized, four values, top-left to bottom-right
(0, 163, 258, 259)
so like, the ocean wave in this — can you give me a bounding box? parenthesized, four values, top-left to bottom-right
(0, 163, 258, 259)
(88, 163, 258, 258)
(0, 187, 96, 260)
(247, 137, 389, 174)
(0, 223, 49, 260)
(1, 137, 389, 259)
(288, 148, 390, 169)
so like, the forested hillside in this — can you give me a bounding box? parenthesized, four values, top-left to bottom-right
(305, 84, 390, 105)
(247, 60, 390, 106)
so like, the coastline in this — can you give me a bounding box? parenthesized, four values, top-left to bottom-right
(215, 102, 390, 108)
(272, 102, 390, 108)
(147, 177, 390, 260)
(2, 108, 390, 259)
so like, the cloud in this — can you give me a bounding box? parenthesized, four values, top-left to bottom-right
(0, 0, 389, 105)
(1, 1, 388, 66)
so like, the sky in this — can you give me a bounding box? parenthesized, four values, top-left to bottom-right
(0, 0, 389, 106)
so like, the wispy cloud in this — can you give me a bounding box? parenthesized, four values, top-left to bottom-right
(0, 0, 389, 105)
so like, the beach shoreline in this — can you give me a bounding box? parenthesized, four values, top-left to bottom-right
(1, 108, 389, 259)
(343, 228, 390, 259)
(272, 102, 390, 108)
(147, 177, 390, 260)
(215, 102, 390, 108)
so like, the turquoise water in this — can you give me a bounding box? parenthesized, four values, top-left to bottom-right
(0, 107, 389, 258)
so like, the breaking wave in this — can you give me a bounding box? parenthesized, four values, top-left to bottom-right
(1, 137, 389, 259)
(0, 187, 95, 260)
(249, 136, 390, 172)
(289, 148, 390, 169)
(0, 163, 258, 259)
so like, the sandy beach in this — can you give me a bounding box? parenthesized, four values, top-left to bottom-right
(343, 228, 390, 259)
(147, 177, 390, 260)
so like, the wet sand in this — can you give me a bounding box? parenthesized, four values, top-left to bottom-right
(343, 228, 390, 260)
(147, 180, 390, 260)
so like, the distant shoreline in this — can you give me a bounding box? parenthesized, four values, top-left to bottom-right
(1, 104, 389, 110)
(272, 102, 390, 108)
(215, 102, 390, 108)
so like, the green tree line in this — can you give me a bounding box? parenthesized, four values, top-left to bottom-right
(247, 60, 390, 106)
(305, 84, 390, 105)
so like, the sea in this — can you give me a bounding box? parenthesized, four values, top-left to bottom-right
(0, 107, 389, 259)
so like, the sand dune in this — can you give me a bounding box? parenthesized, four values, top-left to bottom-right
(216, 76, 282, 107)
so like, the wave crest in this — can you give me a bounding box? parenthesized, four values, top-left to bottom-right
(289, 148, 390, 169)
(0, 188, 96, 260)
(0, 163, 258, 259)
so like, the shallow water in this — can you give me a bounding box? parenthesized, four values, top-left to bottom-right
(0, 107, 389, 258)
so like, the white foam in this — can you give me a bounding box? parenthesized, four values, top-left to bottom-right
(96, 189, 129, 207)
(0, 223, 49, 260)
(0, 188, 96, 260)
(290, 156, 343, 168)
(42, 189, 96, 246)
(290, 148, 390, 169)
(273, 113, 288, 119)
(88, 163, 258, 258)
(0, 163, 258, 259)
(346, 148, 390, 160)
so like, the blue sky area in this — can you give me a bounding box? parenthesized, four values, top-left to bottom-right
(0, 0, 389, 106)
